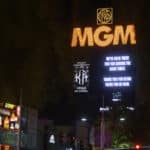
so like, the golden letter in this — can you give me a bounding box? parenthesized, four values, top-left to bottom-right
(113, 25, 136, 45)
(94, 25, 113, 47)
(71, 27, 94, 47)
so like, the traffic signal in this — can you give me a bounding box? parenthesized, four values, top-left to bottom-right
(135, 144, 141, 150)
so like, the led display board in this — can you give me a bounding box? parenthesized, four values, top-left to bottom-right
(102, 53, 135, 106)
(73, 62, 90, 93)
(103, 55, 132, 88)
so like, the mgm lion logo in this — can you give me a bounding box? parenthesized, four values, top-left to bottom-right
(97, 8, 113, 25)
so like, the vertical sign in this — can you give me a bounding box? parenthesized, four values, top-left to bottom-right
(102, 54, 135, 106)
(73, 62, 90, 93)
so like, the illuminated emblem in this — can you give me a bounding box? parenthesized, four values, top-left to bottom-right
(73, 62, 90, 93)
(71, 7, 136, 47)
(97, 8, 113, 25)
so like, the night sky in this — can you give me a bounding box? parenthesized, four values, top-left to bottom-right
(0, 0, 150, 124)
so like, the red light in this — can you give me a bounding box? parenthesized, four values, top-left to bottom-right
(135, 144, 140, 149)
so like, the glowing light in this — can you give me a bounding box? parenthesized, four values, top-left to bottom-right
(66, 148, 73, 150)
(3, 116, 9, 129)
(104, 55, 131, 73)
(118, 66, 126, 71)
(10, 112, 18, 122)
(122, 56, 129, 60)
(110, 62, 115, 66)
(104, 75, 132, 87)
(113, 25, 136, 45)
(4, 145, 10, 150)
(0, 109, 10, 116)
(105, 82, 130, 87)
(15, 123, 19, 129)
(81, 117, 87, 122)
(10, 123, 15, 130)
(109, 67, 117, 71)
(71, 25, 136, 47)
(49, 134, 55, 144)
(109, 66, 126, 71)
(17, 106, 21, 116)
(99, 107, 110, 111)
(114, 61, 131, 66)
(0, 116, 2, 126)
(112, 98, 121, 102)
(71, 27, 94, 47)
(135, 144, 140, 149)
(106, 56, 129, 61)
(4, 103, 16, 109)
(104, 60, 131, 72)
(104, 77, 132, 82)
(114, 56, 121, 61)
(126, 107, 135, 111)
(120, 117, 125, 121)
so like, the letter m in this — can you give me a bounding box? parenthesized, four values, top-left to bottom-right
(71, 27, 94, 47)
(113, 25, 136, 45)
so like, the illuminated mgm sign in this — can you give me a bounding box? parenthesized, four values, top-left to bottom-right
(71, 8, 136, 47)
(73, 62, 90, 93)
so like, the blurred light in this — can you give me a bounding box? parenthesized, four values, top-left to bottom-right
(104, 76, 132, 87)
(4, 103, 15, 109)
(126, 107, 135, 111)
(112, 98, 121, 102)
(66, 148, 73, 150)
(112, 92, 121, 101)
(106, 56, 129, 61)
(116, 61, 126, 66)
(4, 145, 10, 150)
(81, 117, 87, 122)
(99, 107, 110, 112)
(135, 144, 140, 149)
(120, 117, 125, 122)
(104, 61, 131, 66)
(10, 112, 18, 122)
(126, 61, 131, 65)
(105, 82, 130, 87)
(49, 134, 55, 144)
(17, 106, 21, 116)
(0, 116, 2, 126)
(104, 77, 132, 82)
(122, 56, 129, 60)
(109, 66, 126, 71)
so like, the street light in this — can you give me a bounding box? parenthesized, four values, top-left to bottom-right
(80, 117, 87, 122)
(119, 117, 126, 122)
